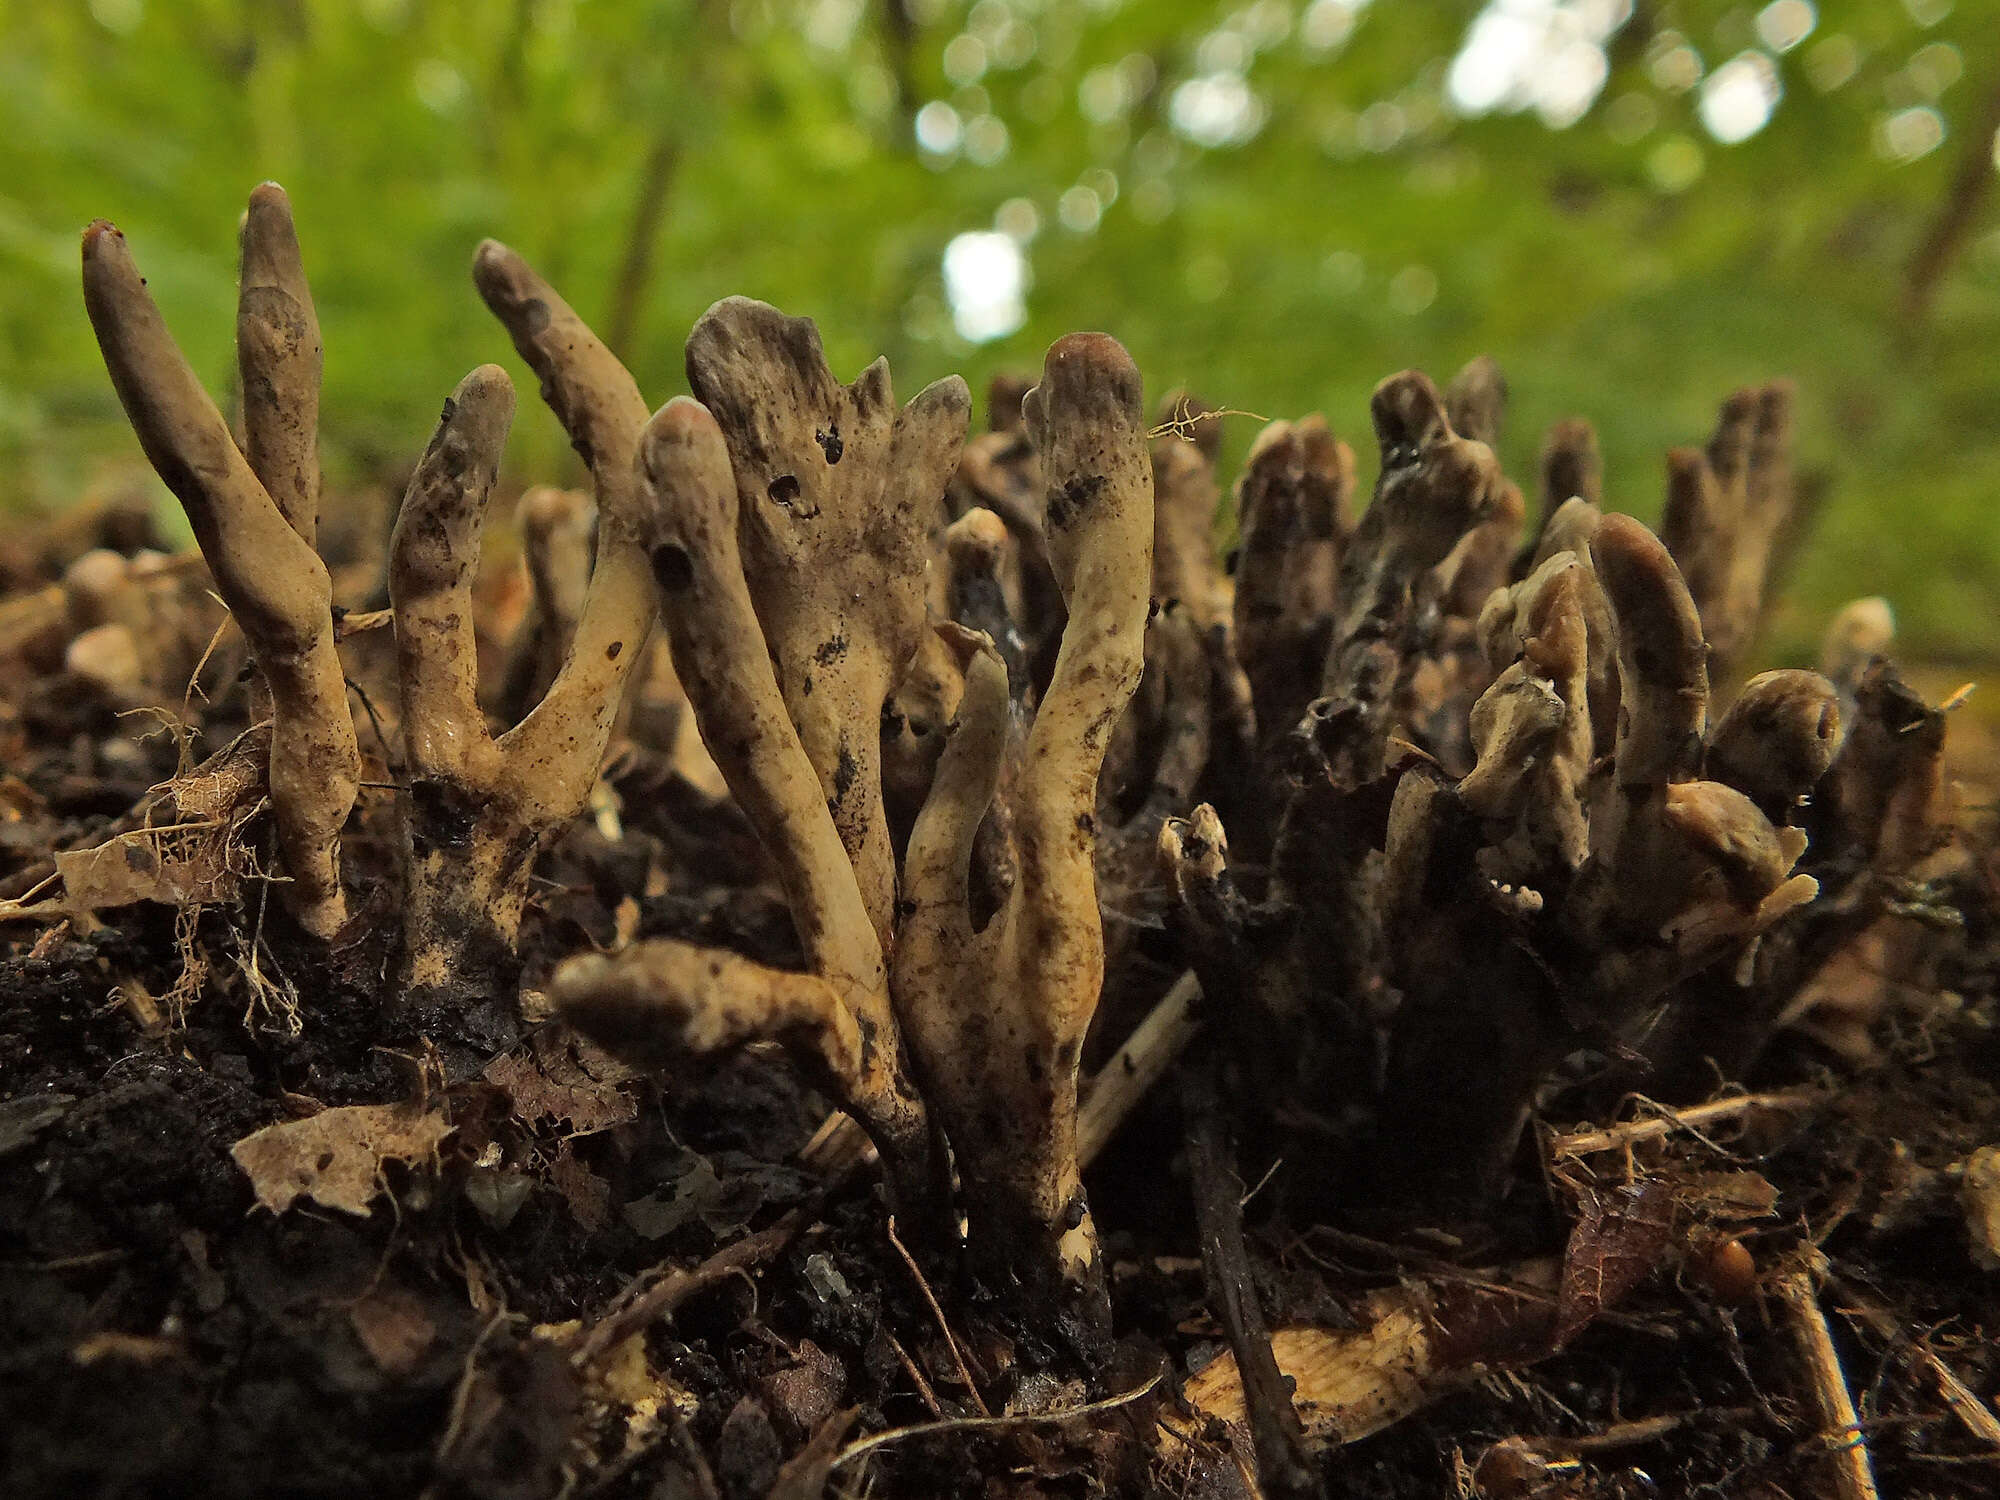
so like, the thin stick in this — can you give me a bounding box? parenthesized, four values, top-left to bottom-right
(1775, 1266, 1880, 1500)
(334, 606, 392, 638)
(1550, 1088, 1822, 1158)
(1831, 1275, 2000, 1452)
(1184, 1062, 1315, 1500)
(829, 1374, 1162, 1469)
(766, 1408, 858, 1500)
(802, 964, 1206, 1181)
(1078, 969, 1202, 1165)
(1520, 1407, 1758, 1456)
(882, 1329, 946, 1419)
(665, 1401, 723, 1500)
(1147, 400, 1268, 444)
(885, 1215, 989, 1417)
(0, 901, 65, 924)
(0, 871, 63, 922)
(427, 1311, 515, 1497)
(571, 1205, 811, 1366)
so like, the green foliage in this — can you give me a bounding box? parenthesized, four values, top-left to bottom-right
(3, 0, 1997, 658)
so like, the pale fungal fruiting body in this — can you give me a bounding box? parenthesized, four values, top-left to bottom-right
(554, 329, 1152, 1354)
(497, 486, 595, 726)
(557, 395, 934, 1221)
(1369, 511, 1823, 1209)
(79, 191, 658, 1002)
(916, 334, 1150, 1326)
(686, 300, 972, 952)
(390, 243, 661, 1006)
(1231, 413, 1352, 753)
(81, 196, 359, 940)
(1153, 374, 1967, 1484)
(1659, 381, 1795, 676)
(59, 184, 1979, 1484)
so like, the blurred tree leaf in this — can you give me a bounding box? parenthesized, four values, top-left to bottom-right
(2, 0, 1997, 657)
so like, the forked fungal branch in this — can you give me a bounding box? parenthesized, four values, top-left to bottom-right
(554, 328, 1153, 1351)
(80, 189, 658, 996)
(81, 191, 359, 940)
(387, 240, 661, 1001)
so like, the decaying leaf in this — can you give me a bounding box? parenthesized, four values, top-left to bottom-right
(621, 1148, 757, 1239)
(549, 1141, 613, 1231)
(1961, 1145, 2000, 1271)
(1554, 1179, 1674, 1348)
(231, 1101, 453, 1216)
(1674, 1168, 1780, 1224)
(57, 825, 245, 912)
(56, 727, 269, 915)
(483, 1026, 639, 1136)
(349, 1286, 438, 1377)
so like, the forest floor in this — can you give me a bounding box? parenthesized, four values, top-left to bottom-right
(4, 554, 2000, 1500)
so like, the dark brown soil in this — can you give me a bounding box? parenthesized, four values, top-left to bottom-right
(5, 824, 2000, 1500)
(4, 519, 1999, 1500)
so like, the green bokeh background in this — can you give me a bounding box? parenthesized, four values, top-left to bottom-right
(3, 0, 1996, 664)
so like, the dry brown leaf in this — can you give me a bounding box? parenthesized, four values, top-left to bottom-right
(549, 1142, 612, 1231)
(1182, 1300, 1438, 1448)
(483, 1026, 637, 1136)
(1554, 1179, 1674, 1347)
(1961, 1145, 2000, 1271)
(57, 726, 268, 916)
(57, 827, 240, 912)
(231, 1101, 453, 1216)
(349, 1286, 438, 1376)
(1675, 1168, 1780, 1224)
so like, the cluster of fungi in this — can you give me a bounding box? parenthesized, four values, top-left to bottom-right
(3, 183, 1983, 1498)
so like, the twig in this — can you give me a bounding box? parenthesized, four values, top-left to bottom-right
(1830, 1274, 2000, 1453)
(1550, 1088, 1822, 1158)
(882, 1329, 946, 1418)
(665, 1400, 724, 1500)
(1183, 1062, 1315, 1500)
(426, 1310, 516, 1500)
(333, 606, 392, 638)
(803, 965, 1204, 1182)
(0, 871, 63, 923)
(4, 1248, 130, 1272)
(0, 901, 65, 924)
(828, 1374, 1162, 1469)
(885, 1215, 989, 1417)
(1775, 1264, 1880, 1500)
(1077, 969, 1202, 1165)
(1518, 1407, 1759, 1456)
(1147, 401, 1269, 445)
(766, 1408, 859, 1500)
(571, 1205, 812, 1366)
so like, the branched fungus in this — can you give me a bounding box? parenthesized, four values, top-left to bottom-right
(81, 193, 360, 940)
(42, 185, 1989, 1493)
(79, 191, 659, 1001)
(554, 329, 1152, 1357)
(1159, 363, 1955, 1233)
(390, 242, 661, 1005)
